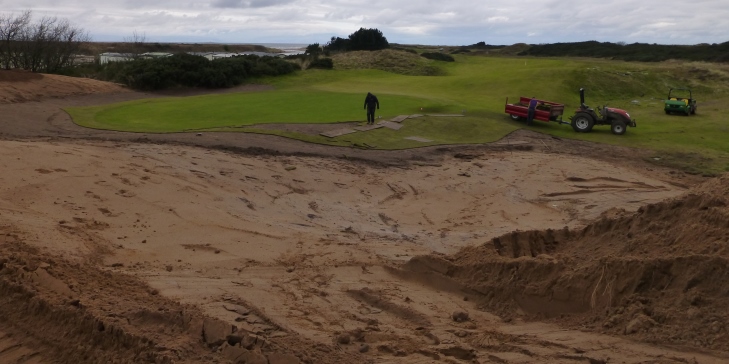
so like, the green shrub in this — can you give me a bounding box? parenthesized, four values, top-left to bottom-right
(420, 52, 455, 62)
(308, 57, 334, 69)
(94, 53, 298, 91)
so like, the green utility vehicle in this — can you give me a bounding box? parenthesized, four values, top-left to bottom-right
(664, 88, 697, 116)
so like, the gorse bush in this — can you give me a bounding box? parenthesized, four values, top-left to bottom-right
(307, 57, 334, 69)
(100, 53, 299, 90)
(420, 52, 455, 62)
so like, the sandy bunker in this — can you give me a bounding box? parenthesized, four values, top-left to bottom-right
(1, 70, 728, 363)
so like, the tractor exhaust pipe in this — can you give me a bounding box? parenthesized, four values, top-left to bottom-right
(579, 88, 585, 107)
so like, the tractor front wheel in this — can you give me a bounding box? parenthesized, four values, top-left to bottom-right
(509, 114, 522, 121)
(571, 113, 594, 133)
(611, 120, 627, 135)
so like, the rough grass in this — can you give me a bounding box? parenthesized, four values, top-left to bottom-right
(331, 49, 446, 76)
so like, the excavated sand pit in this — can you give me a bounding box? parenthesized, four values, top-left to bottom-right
(1, 69, 727, 363)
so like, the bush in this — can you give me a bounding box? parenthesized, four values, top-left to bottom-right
(96, 53, 299, 91)
(420, 52, 455, 62)
(308, 57, 333, 69)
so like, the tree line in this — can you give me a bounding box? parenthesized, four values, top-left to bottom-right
(0, 10, 90, 72)
(518, 41, 729, 62)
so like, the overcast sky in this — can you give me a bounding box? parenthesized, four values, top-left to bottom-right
(3, 1, 727, 46)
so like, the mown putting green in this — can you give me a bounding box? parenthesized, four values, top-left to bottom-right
(67, 55, 729, 174)
(69, 90, 458, 133)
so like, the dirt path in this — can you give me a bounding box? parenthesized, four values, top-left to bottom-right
(0, 70, 724, 363)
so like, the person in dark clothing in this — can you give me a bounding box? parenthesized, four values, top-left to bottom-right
(364, 92, 380, 125)
(526, 96, 538, 126)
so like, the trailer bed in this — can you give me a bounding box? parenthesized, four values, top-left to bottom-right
(505, 97, 565, 123)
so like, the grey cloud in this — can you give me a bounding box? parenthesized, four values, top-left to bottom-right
(4, 0, 728, 44)
(211, 0, 295, 9)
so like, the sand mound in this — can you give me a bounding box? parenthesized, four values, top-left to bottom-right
(0, 69, 129, 104)
(0, 235, 362, 363)
(404, 174, 729, 352)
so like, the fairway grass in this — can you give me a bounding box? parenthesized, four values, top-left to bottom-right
(66, 55, 729, 174)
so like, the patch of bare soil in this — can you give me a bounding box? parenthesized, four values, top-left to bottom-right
(0, 69, 130, 104)
(1, 71, 726, 363)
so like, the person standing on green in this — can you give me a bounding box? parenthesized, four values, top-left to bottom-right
(364, 92, 380, 125)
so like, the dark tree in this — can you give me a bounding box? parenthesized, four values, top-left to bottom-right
(324, 36, 350, 52)
(347, 27, 389, 51)
(0, 10, 31, 69)
(0, 11, 89, 72)
(305, 43, 322, 57)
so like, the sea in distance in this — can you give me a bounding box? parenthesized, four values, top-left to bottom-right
(243, 43, 307, 55)
(176, 42, 306, 55)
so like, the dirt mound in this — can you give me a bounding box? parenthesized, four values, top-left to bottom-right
(0, 232, 362, 363)
(0, 69, 129, 104)
(403, 174, 729, 353)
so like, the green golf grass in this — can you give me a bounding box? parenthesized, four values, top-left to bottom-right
(70, 90, 457, 132)
(66, 55, 729, 174)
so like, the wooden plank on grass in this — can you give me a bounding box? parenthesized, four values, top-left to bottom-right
(378, 121, 403, 130)
(390, 115, 410, 123)
(353, 124, 384, 131)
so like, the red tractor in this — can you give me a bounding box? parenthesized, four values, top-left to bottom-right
(569, 88, 636, 135)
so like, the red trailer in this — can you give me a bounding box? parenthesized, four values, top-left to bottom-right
(504, 97, 567, 124)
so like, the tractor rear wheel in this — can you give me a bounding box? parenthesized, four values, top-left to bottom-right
(571, 113, 594, 133)
(611, 120, 627, 135)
